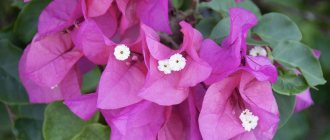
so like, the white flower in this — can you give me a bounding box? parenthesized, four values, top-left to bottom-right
(240, 109, 259, 132)
(239, 109, 253, 121)
(114, 44, 130, 61)
(158, 59, 172, 74)
(249, 46, 267, 57)
(169, 53, 186, 71)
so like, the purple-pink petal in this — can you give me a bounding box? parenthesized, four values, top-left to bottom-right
(244, 56, 278, 83)
(23, 33, 82, 88)
(38, 0, 82, 36)
(295, 89, 314, 112)
(64, 93, 98, 120)
(101, 101, 167, 139)
(199, 71, 279, 139)
(158, 95, 202, 140)
(97, 55, 145, 109)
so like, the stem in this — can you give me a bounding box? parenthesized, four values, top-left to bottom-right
(5, 104, 15, 125)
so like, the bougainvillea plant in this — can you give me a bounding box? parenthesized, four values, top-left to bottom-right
(0, 0, 326, 139)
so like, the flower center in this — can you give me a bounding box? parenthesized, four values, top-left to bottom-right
(114, 44, 130, 61)
(239, 109, 259, 132)
(157, 53, 187, 74)
(249, 46, 267, 57)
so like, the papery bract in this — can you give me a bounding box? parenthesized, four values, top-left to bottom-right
(199, 70, 279, 140)
(97, 53, 146, 109)
(294, 89, 314, 112)
(19, 33, 83, 103)
(38, 0, 82, 37)
(64, 93, 98, 120)
(102, 101, 167, 140)
(201, 8, 277, 84)
(139, 21, 212, 106)
(158, 92, 203, 140)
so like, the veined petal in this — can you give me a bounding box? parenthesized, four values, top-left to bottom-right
(64, 93, 98, 120)
(23, 33, 82, 88)
(101, 101, 167, 139)
(97, 55, 145, 109)
(38, 0, 82, 36)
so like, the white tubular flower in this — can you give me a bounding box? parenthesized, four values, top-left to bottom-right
(240, 109, 259, 132)
(114, 44, 130, 61)
(169, 53, 186, 71)
(158, 59, 172, 74)
(249, 46, 267, 57)
(239, 109, 253, 121)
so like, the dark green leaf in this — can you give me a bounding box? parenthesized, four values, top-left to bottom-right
(246, 38, 269, 46)
(272, 74, 309, 96)
(81, 67, 101, 93)
(196, 17, 219, 37)
(14, 118, 43, 140)
(200, 0, 261, 17)
(274, 93, 296, 128)
(210, 17, 230, 43)
(0, 102, 15, 140)
(10, 104, 46, 120)
(274, 113, 309, 140)
(43, 102, 95, 140)
(272, 40, 326, 87)
(0, 39, 29, 105)
(71, 124, 110, 140)
(172, 0, 184, 9)
(253, 13, 302, 45)
(13, 0, 51, 44)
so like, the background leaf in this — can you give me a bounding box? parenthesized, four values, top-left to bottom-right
(274, 93, 296, 128)
(81, 67, 101, 94)
(210, 17, 230, 44)
(253, 13, 302, 45)
(14, 118, 43, 140)
(0, 39, 28, 105)
(272, 40, 326, 87)
(200, 0, 261, 17)
(43, 102, 98, 140)
(13, 0, 51, 44)
(71, 124, 110, 140)
(272, 74, 309, 96)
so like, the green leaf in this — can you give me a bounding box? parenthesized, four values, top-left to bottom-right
(10, 104, 46, 120)
(0, 102, 15, 140)
(272, 74, 309, 96)
(253, 13, 302, 45)
(274, 93, 296, 128)
(13, 0, 51, 44)
(81, 67, 101, 93)
(172, 0, 184, 9)
(14, 118, 43, 140)
(200, 0, 261, 17)
(71, 124, 110, 140)
(43, 102, 95, 140)
(196, 17, 219, 38)
(272, 40, 326, 87)
(246, 38, 269, 46)
(274, 113, 309, 140)
(0, 39, 29, 105)
(210, 17, 230, 43)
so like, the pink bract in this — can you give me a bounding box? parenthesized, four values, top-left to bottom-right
(200, 8, 277, 84)
(199, 70, 279, 139)
(19, 32, 83, 103)
(139, 21, 212, 106)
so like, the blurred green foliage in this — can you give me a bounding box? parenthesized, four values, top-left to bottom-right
(256, 0, 330, 139)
